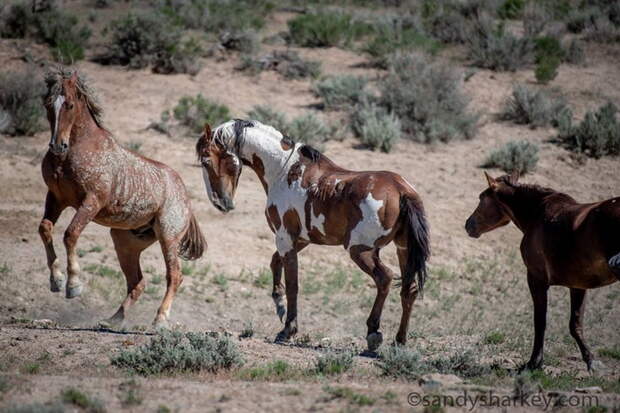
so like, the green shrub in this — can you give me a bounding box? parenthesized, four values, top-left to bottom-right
(558, 102, 620, 158)
(287, 12, 370, 47)
(247, 105, 288, 132)
(103, 12, 202, 74)
(351, 101, 401, 152)
(172, 94, 231, 134)
(483, 140, 539, 175)
(36, 9, 92, 63)
(218, 30, 259, 53)
(376, 346, 425, 380)
(424, 2, 473, 44)
(379, 52, 478, 143)
(468, 18, 532, 71)
(111, 330, 244, 375)
(156, 0, 273, 32)
(484, 330, 506, 345)
(0, 3, 90, 63)
(364, 15, 440, 68)
(0, 70, 45, 136)
(533, 36, 565, 84)
(312, 75, 368, 110)
(61, 388, 105, 412)
(427, 349, 489, 378)
(288, 113, 331, 148)
(237, 50, 321, 79)
(500, 84, 567, 128)
(497, 0, 525, 19)
(314, 351, 354, 375)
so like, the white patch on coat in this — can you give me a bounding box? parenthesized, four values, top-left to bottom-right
(310, 203, 325, 236)
(348, 193, 390, 249)
(53, 95, 65, 140)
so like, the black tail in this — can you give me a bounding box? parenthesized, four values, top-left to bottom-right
(401, 196, 430, 297)
(178, 213, 207, 261)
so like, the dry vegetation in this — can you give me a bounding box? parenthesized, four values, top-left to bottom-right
(1, 0, 619, 411)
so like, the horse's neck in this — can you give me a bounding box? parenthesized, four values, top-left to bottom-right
(240, 131, 297, 189)
(500, 188, 547, 232)
(69, 107, 113, 148)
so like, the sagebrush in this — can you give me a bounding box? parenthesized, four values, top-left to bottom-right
(312, 75, 368, 110)
(379, 52, 478, 143)
(468, 17, 532, 71)
(351, 100, 401, 152)
(111, 330, 244, 375)
(170, 94, 231, 135)
(0, 70, 45, 136)
(237, 50, 321, 79)
(314, 351, 355, 375)
(500, 84, 567, 128)
(287, 12, 370, 47)
(558, 102, 620, 158)
(483, 140, 539, 175)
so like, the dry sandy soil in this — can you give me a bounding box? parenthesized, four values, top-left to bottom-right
(0, 3, 619, 412)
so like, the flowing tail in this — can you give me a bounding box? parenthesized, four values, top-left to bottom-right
(178, 213, 207, 260)
(401, 195, 430, 297)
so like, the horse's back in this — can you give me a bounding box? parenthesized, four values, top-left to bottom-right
(535, 196, 620, 288)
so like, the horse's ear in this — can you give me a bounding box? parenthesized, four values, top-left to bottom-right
(204, 123, 212, 141)
(68, 71, 78, 86)
(484, 171, 498, 190)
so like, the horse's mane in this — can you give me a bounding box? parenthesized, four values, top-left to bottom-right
(215, 118, 325, 163)
(498, 175, 576, 204)
(44, 66, 105, 129)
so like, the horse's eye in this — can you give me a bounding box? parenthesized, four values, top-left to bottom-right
(202, 158, 211, 166)
(65, 102, 74, 110)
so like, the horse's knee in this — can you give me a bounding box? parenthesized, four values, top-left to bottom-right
(63, 228, 78, 248)
(39, 219, 52, 237)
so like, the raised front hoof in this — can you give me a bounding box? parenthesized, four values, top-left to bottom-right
(588, 360, 605, 373)
(49, 276, 66, 293)
(65, 283, 83, 299)
(366, 332, 384, 353)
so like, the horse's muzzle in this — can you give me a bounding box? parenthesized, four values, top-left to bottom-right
(49, 142, 68, 155)
(214, 197, 235, 213)
(465, 217, 480, 238)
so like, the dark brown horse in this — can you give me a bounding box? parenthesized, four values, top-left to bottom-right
(39, 68, 206, 327)
(196, 119, 430, 351)
(465, 172, 619, 371)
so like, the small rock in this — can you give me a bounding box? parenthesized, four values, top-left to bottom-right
(319, 337, 331, 348)
(574, 386, 602, 394)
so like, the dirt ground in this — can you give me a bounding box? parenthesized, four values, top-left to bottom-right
(0, 3, 619, 412)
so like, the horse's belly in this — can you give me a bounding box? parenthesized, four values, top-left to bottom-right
(95, 203, 157, 229)
(550, 257, 618, 289)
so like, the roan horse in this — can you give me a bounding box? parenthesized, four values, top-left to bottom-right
(465, 172, 620, 371)
(39, 68, 206, 327)
(196, 119, 430, 350)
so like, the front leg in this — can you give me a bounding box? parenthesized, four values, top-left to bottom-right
(523, 272, 548, 371)
(39, 192, 66, 292)
(275, 249, 299, 343)
(63, 194, 101, 298)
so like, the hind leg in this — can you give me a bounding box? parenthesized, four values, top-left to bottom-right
(568, 288, 601, 371)
(395, 246, 419, 345)
(609, 252, 620, 279)
(105, 229, 156, 327)
(38, 192, 66, 292)
(350, 245, 394, 352)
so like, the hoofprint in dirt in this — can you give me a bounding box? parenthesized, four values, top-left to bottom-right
(0, 322, 618, 413)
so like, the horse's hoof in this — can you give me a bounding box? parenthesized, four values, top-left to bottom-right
(276, 305, 286, 323)
(366, 332, 383, 352)
(153, 317, 170, 330)
(50, 276, 66, 293)
(65, 283, 83, 299)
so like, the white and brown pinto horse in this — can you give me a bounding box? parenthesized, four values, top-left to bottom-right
(196, 119, 430, 350)
(39, 68, 206, 327)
